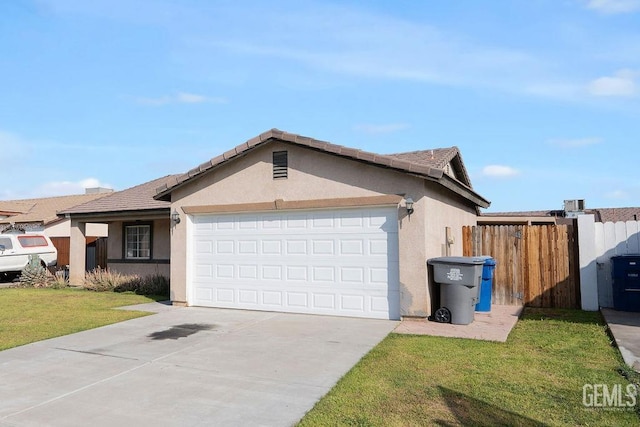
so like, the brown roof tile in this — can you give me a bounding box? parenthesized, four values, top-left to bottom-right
(594, 207, 640, 223)
(482, 207, 640, 223)
(0, 193, 113, 225)
(154, 129, 478, 202)
(386, 147, 471, 187)
(60, 175, 178, 215)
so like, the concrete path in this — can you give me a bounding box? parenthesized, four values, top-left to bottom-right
(601, 308, 640, 373)
(394, 305, 522, 342)
(0, 303, 397, 427)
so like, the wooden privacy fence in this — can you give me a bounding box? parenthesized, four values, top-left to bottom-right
(462, 225, 580, 309)
(50, 237, 107, 271)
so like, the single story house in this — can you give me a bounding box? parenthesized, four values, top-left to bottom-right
(62, 129, 490, 320)
(0, 191, 112, 267)
(0, 191, 112, 235)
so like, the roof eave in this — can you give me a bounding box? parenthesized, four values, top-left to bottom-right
(59, 208, 170, 222)
(432, 174, 491, 209)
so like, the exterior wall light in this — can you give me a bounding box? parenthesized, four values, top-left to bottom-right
(171, 209, 181, 226)
(405, 197, 414, 215)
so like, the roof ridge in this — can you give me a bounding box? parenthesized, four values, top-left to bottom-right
(387, 147, 456, 156)
(153, 130, 490, 208)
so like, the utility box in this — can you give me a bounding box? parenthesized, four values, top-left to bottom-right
(427, 256, 484, 325)
(611, 255, 640, 312)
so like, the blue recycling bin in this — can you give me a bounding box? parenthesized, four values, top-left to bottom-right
(475, 256, 496, 312)
(611, 255, 640, 312)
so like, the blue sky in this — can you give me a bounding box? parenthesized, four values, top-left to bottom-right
(1, 0, 639, 213)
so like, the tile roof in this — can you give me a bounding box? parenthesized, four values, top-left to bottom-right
(593, 207, 640, 223)
(60, 175, 177, 215)
(0, 193, 113, 226)
(386, 147, 471, 187)
(155, 129, 483, 205)
(482, 207, 640, 223)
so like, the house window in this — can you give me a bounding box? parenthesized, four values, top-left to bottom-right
(273, 151, 288, 179)
(124, 223, 152, 259)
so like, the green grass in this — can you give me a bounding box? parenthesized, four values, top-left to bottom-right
(0, 287, 163, 351)
(299, 308, 640, 427)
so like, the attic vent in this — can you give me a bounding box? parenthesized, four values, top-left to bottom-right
(273, 151, 288, 179)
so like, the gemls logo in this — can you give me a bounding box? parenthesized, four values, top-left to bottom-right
(582, 384, 638, 409)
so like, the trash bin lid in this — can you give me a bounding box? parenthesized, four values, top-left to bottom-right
(427, 256, 485, 266)
(611, 254, 640, 260)
(481, 257, 496, 266)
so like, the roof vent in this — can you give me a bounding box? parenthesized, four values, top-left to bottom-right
(273, 151, 288, 179)
(86, 187, 114, 194)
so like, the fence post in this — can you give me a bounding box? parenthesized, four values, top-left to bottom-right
(577, 214, 598, 311)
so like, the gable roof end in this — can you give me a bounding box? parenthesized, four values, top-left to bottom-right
(154, 129, 490, 209)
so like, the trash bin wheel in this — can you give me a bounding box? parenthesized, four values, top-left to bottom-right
(434, 307, 451, 323)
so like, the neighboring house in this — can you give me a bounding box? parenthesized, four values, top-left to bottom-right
(62, 129, 490, 320)
(0, 190, 112, 235)
(0, 191, 113, 267)
(481, 201, 640, 225)
(59, 175, 178, 279)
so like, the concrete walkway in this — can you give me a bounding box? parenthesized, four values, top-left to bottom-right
(394, 305, 523, 342)
(0, 304, 397, 427)
(601, 308, 640, 373)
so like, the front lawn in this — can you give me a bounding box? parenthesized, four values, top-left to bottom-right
(299, 308, 639, 426)
(0, 288, 162, 351)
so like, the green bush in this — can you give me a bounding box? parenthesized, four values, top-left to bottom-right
(134, 273, 169, 297)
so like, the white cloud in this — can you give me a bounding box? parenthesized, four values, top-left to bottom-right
(585, 0, 640, 14)
(175, 92, 208, 103)
(34, 178, 113, 197)
(547, 137, 602, 148)
(353, 123, 410, 135)
(482, 165, 520, 178)
(605, 189, 630, 199)
(587, 69, 638, 97)
(200, 4, 545, 95)
(132, 92, 227, 106)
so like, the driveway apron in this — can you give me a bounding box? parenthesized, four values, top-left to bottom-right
(0, 303, 397, 427)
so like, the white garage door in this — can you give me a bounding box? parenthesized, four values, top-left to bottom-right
(189, 206, 400, 320)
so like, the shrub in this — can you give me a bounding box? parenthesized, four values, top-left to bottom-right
(82, 268, 140, 292)
(49, 270, 70, 290)
(83, 268, 169, 297)
(18, 255, 52, 288)
(134, 273, 169, 297)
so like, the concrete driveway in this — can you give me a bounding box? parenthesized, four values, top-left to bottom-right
(0, 303, 397, 427)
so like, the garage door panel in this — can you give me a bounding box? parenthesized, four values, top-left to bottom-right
(262, 291, 282, 306)
(190, 207, 400, 319)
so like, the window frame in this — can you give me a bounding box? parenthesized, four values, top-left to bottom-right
(122, 222, 153, 260)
